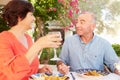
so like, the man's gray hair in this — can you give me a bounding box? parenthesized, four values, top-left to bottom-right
(78, 11, 97, 24)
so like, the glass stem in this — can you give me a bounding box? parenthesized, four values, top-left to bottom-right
(53, 48, 57, 58)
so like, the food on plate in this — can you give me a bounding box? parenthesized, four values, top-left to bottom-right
(33, 74, 69, 80)
(84, 70, 101, 76)
(33, 76, 44, 80)
(44, 76, 69, 80)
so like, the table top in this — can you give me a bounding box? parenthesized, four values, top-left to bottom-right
(68, 72, 120, 80)
(30, 64, 120, 80)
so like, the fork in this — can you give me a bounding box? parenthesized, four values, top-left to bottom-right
(70, 72, 75, 80)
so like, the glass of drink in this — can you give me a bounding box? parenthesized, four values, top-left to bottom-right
(48, 31, 61, 61)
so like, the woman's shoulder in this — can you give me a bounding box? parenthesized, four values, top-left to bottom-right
(0, 31, 11, 38)
(0, 31, 12, 45)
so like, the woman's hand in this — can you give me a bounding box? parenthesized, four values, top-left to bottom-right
(38, 65, 53, 74)
(36, 33, 62, 49)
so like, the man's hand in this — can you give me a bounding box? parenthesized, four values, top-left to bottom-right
(114, 68, 120, 75)
(57, 62, 70, 75)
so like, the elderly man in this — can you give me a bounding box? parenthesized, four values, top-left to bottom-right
(57, 12, 120, 75)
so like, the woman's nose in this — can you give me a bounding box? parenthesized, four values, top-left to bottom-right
(33, 16, 36, 21)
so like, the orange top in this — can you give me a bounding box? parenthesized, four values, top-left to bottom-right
(0, 31, 39, 80)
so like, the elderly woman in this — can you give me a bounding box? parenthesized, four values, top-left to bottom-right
(0, 0, 62, 80)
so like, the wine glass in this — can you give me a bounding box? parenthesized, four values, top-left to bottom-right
(48, 31, 61, 61)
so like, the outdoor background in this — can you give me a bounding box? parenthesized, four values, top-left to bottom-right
(0, 0, 120, 64)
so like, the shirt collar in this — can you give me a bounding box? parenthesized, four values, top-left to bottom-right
(77, 33, 96, 44)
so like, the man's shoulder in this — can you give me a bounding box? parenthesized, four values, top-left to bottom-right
(95, 35, 111, 44)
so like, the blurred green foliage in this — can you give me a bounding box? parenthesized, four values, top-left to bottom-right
(0, 6, 9, 32)
(0, 17, 9, 32)
(30, 0, 63, 23)
(40, 47, 61, 65)
(112, 44, 120, 56)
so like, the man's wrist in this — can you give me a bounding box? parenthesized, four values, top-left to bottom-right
(57, 61, 63, 67)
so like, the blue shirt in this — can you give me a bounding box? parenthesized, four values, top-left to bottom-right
(59, 34, 119, 72)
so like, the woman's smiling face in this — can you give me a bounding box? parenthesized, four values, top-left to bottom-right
(18, 12, 35, 30)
